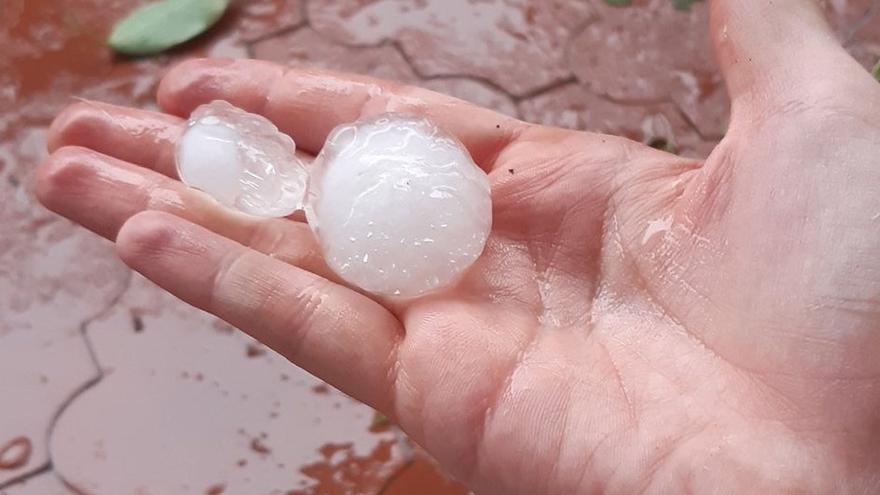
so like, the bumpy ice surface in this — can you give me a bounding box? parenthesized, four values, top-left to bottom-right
(306, 114, 492, 297)
(176, 100, 308, 217)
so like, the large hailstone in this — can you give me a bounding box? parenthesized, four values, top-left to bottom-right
(306, 115, 492, 297)
(176, 102, 492, 298)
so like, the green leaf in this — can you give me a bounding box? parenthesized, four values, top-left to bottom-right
(372, 412, 389, 427)
(872, 60, 880, 82)
(603, 0, 633, 6)
(671, 0, 702, 10)
(108, 0, 229, 56)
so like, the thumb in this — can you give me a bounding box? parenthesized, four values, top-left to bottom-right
(710, 0, 867, 117)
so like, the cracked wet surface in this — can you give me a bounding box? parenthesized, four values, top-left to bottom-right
(1, 0, 878, 493)
(50, 275, 408, 494)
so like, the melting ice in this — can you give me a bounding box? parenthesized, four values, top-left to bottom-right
(176, 102, 492, 298)
(176, 100, 308, 217)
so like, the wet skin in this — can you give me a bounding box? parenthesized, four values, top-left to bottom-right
(36, 1, 880, 493)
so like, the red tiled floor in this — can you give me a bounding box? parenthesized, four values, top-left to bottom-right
(49, 275, 407, 494)
(1, 0, 877, 493)
(251, 27, 519, 116)
(0, 472, 75, 495)
(253, 27, 418, 82)
(847, 5, 880, 68)
(825, 0, 878, 39)
(235, 0, 306, 42)
(381, 458, 470, 495)
(568, 1, 728, 140)
(306, 0, 594, 96)
(518, 82, 716, 158)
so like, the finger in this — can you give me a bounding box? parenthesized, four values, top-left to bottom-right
(36, 146, 333, 280)
(709, 0, 868, 109)
(48, 100, 183, 178)
(116, 210, 402, 411)
(46, 100, 316, 211)
(157, 58, 525, 168)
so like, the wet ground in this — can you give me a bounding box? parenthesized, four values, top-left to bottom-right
(1, 0, 878, 493)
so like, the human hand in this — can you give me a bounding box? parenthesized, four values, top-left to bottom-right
(36, 1, 880, 493)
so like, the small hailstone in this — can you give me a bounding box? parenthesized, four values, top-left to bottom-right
(306, 114, 492, 297)
(176, 100, 308, 217)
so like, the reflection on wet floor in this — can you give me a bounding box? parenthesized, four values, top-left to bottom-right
(1, 0, 877, 492)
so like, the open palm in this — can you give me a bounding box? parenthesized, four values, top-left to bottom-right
(37, 1, 880, 493)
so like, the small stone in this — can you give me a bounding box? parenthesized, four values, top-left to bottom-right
(176, 100, 307, 217)
(306, 114, 492, 297)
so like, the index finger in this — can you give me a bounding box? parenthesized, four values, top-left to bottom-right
(157, 58, 526, 168)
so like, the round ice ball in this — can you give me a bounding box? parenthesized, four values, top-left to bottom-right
(176, 100, 308, 217)
(306, 114, 493, 297)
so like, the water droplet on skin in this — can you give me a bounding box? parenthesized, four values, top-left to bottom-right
(641, 215, 673, 245)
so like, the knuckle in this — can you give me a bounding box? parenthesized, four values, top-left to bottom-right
(117, 212, 179, 259)
(276, 279, 331, 358)
(48, 102, 100, 147)
(36, 146, 95, 204)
